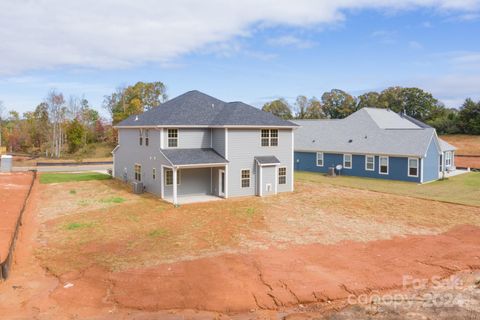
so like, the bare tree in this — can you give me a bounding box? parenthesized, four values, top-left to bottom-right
(46, 90, 66, 158)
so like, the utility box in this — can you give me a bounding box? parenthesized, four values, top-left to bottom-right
(0, 155, 12, 172)
(327, 167, 336, 177)
(132, 181, 144, 194)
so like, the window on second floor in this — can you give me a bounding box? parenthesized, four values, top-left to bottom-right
(139, 129, 143, 146)
(168, 129, 178, 148)
(261, 129, 278, 147)
(145, 129, 149, 146)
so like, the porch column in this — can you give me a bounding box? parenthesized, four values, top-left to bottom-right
(173, 167, 178, 205)
(224, 165, 229, 198)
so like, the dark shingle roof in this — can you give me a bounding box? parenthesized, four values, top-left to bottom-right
(117, 90, 297, 127)
(254, 156, 281, 165)
(161, 148, 228, 166)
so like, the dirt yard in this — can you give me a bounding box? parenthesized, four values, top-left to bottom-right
(440, 135, 480, 155)
(0, 172, 34, 272)
(0, 175, 480, 319)
(441, 134, 480, 169)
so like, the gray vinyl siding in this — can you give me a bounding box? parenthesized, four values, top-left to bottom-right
(227, 128, 293, 197)
(114, 128, 169, 196)
(163, 167, 212, 197)
(115, 127, 294, 201)
(211, 128, 226, 157)
(162, 128, 211, 149)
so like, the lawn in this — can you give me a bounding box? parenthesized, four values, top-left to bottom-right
(295, 170, 480, 207)
(40, 172, 111, 184)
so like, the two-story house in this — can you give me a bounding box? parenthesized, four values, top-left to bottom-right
(113, 90, 297, 205)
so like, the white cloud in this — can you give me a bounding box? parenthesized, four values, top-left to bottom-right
(0, 0, 479, 74)
(267, 35, 316, 48)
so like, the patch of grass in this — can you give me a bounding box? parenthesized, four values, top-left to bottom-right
(40, 172, 111, 184)
(66, 222, 94, 230)
(245, 207, 256, 217)
(295, 171, 480, 207)
(100, 197, 125, 204)
(148, 228, 169, 238)
(69, 189, 76, 194)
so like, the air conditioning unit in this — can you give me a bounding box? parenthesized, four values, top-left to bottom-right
(132, 181, 144, 194)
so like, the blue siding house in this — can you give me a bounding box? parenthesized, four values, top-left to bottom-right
(294, 108, 456, 183)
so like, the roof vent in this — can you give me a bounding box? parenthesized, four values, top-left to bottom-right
(348, 139, 353, 143)
(134, 115, 138, 121)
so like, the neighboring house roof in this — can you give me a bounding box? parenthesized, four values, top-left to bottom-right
(362, 108, 419, 129)
(294, 108, 443, 157)
(161, 148, 228, 166)
(438, 138, 457, 152)
(254, 156, 281, 165)
(116, 90, 298, 128)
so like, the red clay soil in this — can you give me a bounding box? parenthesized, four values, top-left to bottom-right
(0, 172, 34, 266)
(455, 155, 480, 169)
(1, 178, 480, 319)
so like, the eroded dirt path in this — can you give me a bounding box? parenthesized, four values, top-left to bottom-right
(1, 178, 480, 319)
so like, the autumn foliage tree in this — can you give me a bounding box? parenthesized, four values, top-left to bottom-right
(103, 81, 167, 125)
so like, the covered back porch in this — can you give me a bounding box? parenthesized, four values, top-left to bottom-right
(160, 148, 228, 205)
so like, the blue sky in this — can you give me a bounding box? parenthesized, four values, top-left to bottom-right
(0, 1, 479, 118)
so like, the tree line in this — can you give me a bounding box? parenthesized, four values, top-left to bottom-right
(0, 83, 478, 157)
(0, 81, 167, 157)
(262, 87, 480, 135)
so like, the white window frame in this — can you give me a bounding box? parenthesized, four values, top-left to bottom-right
(165, 169, 181, 186)
(445, 151, 452, 167)
(152, 167, 156, 180)
(408, 158, 419, 178)
(379, 156, 389, 175)
(278, 167, 287, 185)
(167, 129, 178, 148)
(241, 169, 250, 188)
(316, 152, 324, 167)
(261, 129, 279, 147)
(134, 163, 142, 181)
(139, 129, 143, 146)
(365, 155, 375, 171)
(145, 129, 149, 146)
(343, 154, 352, 169)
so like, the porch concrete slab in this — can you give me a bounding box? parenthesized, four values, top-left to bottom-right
(439, 169, 469, 179)
(163, 194, 223, 205)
